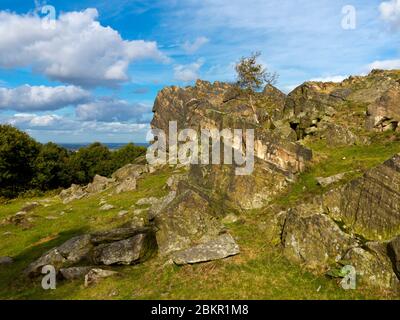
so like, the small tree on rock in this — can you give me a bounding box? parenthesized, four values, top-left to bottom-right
(235, 52, 278, 123)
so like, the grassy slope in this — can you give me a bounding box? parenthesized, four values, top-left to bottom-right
(0, 135, 399, 300)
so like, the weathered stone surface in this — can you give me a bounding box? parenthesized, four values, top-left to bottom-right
(344, 246, 399, 291)
(21, 202, 39, 212)
(90, 227, 150, 244)
(165, 174, 187, 191)
(60, 267, 93, 280)
(282, 205, 358, 271)
(86, 175, 115, 194)
(115, 177, 137, 194)
(389, 236, 400, 275)
(316, 172, 346, 187)
(99, 204, 115, 211)
(136, 197, 159, 206)
(221, 213, 239, 224)
(0, 257, 13, 265)
(366, 85, 400, 132)
(84, 268, 118, 287)
(24, 235, 93, 277)
(148, 191, 176, 220)
(92, 232, 156, 265)
(155, 189, 223, 256)
(59, 184, 87, 204)
(323, 154, 400, 240)
(112, 164, 148, 182)
(172, 233, 240, 265)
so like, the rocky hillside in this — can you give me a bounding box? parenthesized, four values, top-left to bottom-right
(1, 69, 400, 299)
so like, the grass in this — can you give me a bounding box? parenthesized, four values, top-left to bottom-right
(0, 136, 399, 300)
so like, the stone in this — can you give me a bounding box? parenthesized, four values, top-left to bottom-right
(323, 154, 400, 240)
(316, 172, 346, 187)
(59, 184, 87, 204)
(115, 177, 137, 194)
(389, 236, 400, 274)
(343, 246, 399, 291)
(84, 269, 118, 287)
(90, 227, 150, 244)
(0, 257, 13, 265)
(281, 204, 358, 272)
(221, 214, 239, 224)
(136, 197, 159, 206)
(165, 174, 187, 191)
(112, 164, 148, 182)
(99, 204, 115, 211)
(24, 235, 93, 277)
(60, 267, 93, 280)
(92, 232, 156, 265)
(155, 189, 223, 256)
(148, 191, 176, 220)
(21, 202, 39, 212)
(86, 175, 115, 194)
(172, 233, 240, 265)
(118, 210, 129, 218)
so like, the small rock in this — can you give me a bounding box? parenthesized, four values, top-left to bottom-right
(316, 173, 347, 187)
(45, 216, 58, 220)
(0, 257, 13, 265)
(118, 210, 129, 218)
(84, 268, 118, 287)
(21, 202, 39, 212)
(3, 232, 12, 236)
(133, 208, 148, 215)
(222, 213, 238, 224)
(136, 197, 159, 206)
(99, 204, 115, 211)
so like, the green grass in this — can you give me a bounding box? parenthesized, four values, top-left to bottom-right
(0, 137, 399, 300)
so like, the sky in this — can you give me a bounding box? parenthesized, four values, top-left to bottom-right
(0, 0, 399, 143)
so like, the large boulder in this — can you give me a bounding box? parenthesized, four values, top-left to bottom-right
(24, 235, 93, 277)
(112, 164, 148, 182)
(281, 205, 358, 271)
(86, 175, 115, 194)
(59, 184, 88, 204)
(323, 153, 400, 240)
(155, 189, 223, 256)
(91, 232, 156, 265)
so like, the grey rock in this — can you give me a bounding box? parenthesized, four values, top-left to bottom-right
(60, 267, 93, 280)
(99, 204, 115, 211)
(136, 197, 159, 206)
(148, 191, 176, 220)
(92, 232, 156, 265)
(221, 214, 239, 224)
(115, 177, 137, 194)
(90, 227, 150, 244)
(316, 172, 346, 187)
(173, 233, 240, 265)
(86, 175, 115, 194)
(84, 268, 118, 287)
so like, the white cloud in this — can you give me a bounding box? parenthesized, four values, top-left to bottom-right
(0, 9, 167, 87)
(0, 85, 90, 111)
(366, 59, 400, 71)
(182, 36, 209, 54)
(5, 113, 148, 134)
(76, 98, 152, 123)
(309, 75, 348, 83)
(380, 0, 400, 28)
(174, 59, 204, 82)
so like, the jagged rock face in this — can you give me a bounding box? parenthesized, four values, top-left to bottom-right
(366, 85, 400, 132)
(151, 80, 312, 210)
(323, 154, 400, 241)
(154, 189, 223, 256)
(281, 205, 358, 272)
(283, 70, 400, 143)
(344, 244, 399, 291)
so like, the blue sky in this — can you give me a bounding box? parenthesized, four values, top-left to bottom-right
(0, 0, 399, 143)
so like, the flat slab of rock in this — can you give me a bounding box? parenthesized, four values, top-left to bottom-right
(172, 234, 240, 265)
(99, 204, 115, 211)
(90, 227, 150, 244)
(316, 173, 346, 187)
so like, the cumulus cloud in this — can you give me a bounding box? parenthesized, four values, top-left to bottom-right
(380, 0, 400, 29)
(366, 59, 400, 71)
(76, 97, 152, 123)
(0, 85, 90, 111)
(0, 9, 167, 87)
(5, 113, 148, 134)
(174, 59, 204, 82)
(182, 36, 209, 54)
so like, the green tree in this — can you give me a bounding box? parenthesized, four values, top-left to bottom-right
(69, 142, 113, 184)
(32, 142, 72, 191)
(111, 143, 146, 170)
(235, 52, 278, 123)
(0, 125, 41, 197)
